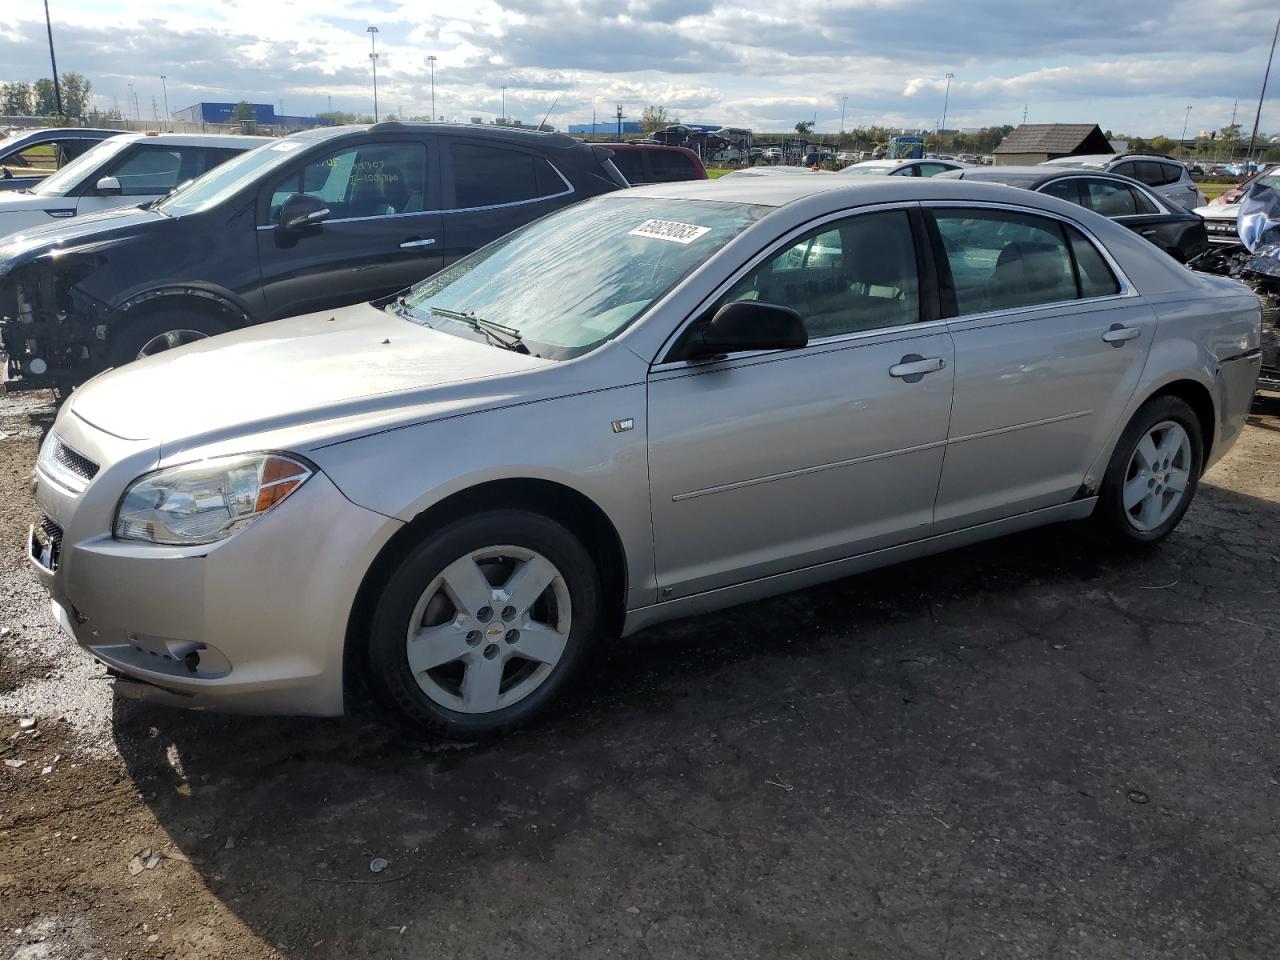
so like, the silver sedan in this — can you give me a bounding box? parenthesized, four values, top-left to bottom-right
(28, 176, 1262, 735)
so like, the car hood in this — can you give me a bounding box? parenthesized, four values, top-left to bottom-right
(69, 302, 553, 446)
(1194, 201, 1238, 221)
(0, 205, 163, 266)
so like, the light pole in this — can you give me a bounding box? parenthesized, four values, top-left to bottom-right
(501, 85, 507, 123)
(1246, 10, 1280, 170)
(1180, 105, 1192, 158)
(426, 55, 437, 121)
(591, 96, 598, 137)
(840, 95, 847, 145)
(367, 25, 379, 122)
(43, 0, 63, 116)
(940, 72, 954, 143)
(160, 75, 170, 130)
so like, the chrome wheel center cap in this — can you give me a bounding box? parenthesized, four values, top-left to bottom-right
(485, 622, 506, 641)
(1156, 471, 1166, 483)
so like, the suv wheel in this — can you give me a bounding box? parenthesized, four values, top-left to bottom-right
(367, 510, 602, 736)
(108, 311, 228, 368)
(1096, 395, 1203, 545)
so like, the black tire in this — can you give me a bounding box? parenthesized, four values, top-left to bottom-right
(106, 311, 229, 369)
(367, 510, 602, 737)
(1095, 395, 1204, 546)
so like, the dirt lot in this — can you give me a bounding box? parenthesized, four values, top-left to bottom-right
(1, 386, 1279, 960)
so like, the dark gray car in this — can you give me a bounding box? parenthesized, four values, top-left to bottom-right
(0, 127, 124, 192)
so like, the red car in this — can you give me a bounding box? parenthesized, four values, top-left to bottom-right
(1210, 164, 1278, 206)
(599, 143, 707, 186)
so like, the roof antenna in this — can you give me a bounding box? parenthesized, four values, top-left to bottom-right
(539, 95, 561, 131)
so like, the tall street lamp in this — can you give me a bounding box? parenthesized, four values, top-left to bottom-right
(501, 85, 507, 122)
(426, 55, 437, 121)
(160, 75, 170, 130)
(1180, 105, 1192, 157)
(940, 72, 955, 139)
(367, 25, 380, 122)
(840, 95, 847, 143)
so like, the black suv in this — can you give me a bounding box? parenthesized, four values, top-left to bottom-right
(0, 122, 627, 384)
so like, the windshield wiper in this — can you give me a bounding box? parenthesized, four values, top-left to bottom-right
(429, 306, 529, 354)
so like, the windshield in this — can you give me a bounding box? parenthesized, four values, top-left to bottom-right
(156, 138, 299, 216)
(401, 196, 767, 360)
(34, 137, 133, 196)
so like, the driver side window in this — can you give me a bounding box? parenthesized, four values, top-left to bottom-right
(267, 141, 427, 223)
(717, 210, 921, 339)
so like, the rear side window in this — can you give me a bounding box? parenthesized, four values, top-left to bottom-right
(449, 143, 568, 208)
(103, 146, 203, 196)
(934, 209, 1079, 314)
(1065, 227, 1121, 299)
(1111, 161, 1138, 179)
(917, 163, 953, 178)
(1040, 179, 1082, 205)
(649, 150, 700, 182)
(1084, 179, 1138, 217)
(1133, 160, 1177, 187)
(609, 150, 646, 184)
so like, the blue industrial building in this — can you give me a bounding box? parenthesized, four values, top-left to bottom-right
(567, 121, 643, 135)
(173, 102, 334, 130)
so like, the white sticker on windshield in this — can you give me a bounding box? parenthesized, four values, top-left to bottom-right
(629, 219, 712, 244)
(269, 140, 305, 152)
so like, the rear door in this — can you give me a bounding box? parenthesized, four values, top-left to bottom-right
(929, 204, 1156, 531)
(256, 137, 443, 319)
(439, 139, 578, 266)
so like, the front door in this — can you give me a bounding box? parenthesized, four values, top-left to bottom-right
(928, 205, 1157, 531)
(256, 138, 443, 319)
(647, 207, 955, 599)
(76, 142, 208, 216)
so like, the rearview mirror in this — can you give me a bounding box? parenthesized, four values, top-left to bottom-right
(688, 301, 807, 359)
(279, 193, 331, 232)
(95, 176, 122, 196)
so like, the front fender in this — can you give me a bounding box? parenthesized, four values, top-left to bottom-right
(310, 385, 657, 610)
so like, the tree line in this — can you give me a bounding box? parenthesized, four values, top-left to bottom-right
(1, 74, 93, 119)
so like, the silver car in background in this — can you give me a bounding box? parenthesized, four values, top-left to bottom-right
(28, 177, 1261, 736)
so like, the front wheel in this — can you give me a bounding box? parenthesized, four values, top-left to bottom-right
(1095, 395, 1203, 545)
(367, 510, 602, 736)
(107, 311, 228, 368)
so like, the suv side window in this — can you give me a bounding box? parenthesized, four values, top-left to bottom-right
(649, 149, 700, 182)
(1111, 160, 1138, 179)
(934, 208, 1079, 314)
(717, 209, 920, 339)
(103, 146, 201, 196)
(609, 150, 646, 184)
(449, 142, 568, 208)
(267, 141, 427, 222)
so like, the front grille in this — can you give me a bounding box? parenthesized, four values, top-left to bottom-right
(32, 515, 63, 571)
(40, 516, 63, 549)
(51, 439, 99, 483)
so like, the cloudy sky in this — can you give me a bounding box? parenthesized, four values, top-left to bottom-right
(3, 0, 1278, 137)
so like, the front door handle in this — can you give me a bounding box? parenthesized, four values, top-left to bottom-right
(1102, 324, 1142, 346)
(1140, 229, 1158, 237)
(400, 238, 437, 249)
(889, 354, 946, 382)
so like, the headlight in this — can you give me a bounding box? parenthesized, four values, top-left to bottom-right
(114, 453, 312, 545)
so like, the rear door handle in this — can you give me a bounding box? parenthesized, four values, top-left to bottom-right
(889, 355, 946, 382)
(1102, 324, 1142, 346)
(400, 238, 436, 249)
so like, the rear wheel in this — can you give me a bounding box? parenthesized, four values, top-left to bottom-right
(367, 510, 602, 736)
(1096, 396, 1203, 545)
(107, 310, 228, 368)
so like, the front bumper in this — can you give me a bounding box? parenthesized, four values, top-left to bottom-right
(30, 451, 399, 717)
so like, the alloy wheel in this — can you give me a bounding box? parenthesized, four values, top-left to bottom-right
(1122, 420, 1192, 532)
(405, 545, 572, 714)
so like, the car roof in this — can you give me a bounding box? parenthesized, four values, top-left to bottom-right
(621, 174, 1087, 211)
(4, 127, 121, 139)
(283, 121, 586, 152)
(939, 165, 1147, 185)
(600, 142, 700, 157)
(113, 132, 265, 148)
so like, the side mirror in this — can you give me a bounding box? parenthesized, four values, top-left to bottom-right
(95, 176, 122, 196)
(279, 193, 331, 232)
(688, 300, 807, 359)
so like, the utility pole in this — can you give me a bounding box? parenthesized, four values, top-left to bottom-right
(151, 96, 159, 123)
(160, 75, 170, 130)
(367, 25, 380, 122)
(1022, 103, 1028, 124)
(43, 0, 63, 116)
(1228, 98, 1239, 162)
(840, 95, 847, 144)
(1179, 105, 1192, 157)
(616, 104, 624, 138)
(426, 55, 437, 121)
(1246, 9, 1280, 170)
(940, 72, 954, 143)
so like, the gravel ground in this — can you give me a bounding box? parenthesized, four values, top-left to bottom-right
(1, 385, 1278, 959)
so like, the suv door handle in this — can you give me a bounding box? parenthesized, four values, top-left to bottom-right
(400, 238, 436, 249)
(1102, 324, 1142, 346)
(889, 355, 946, 382)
